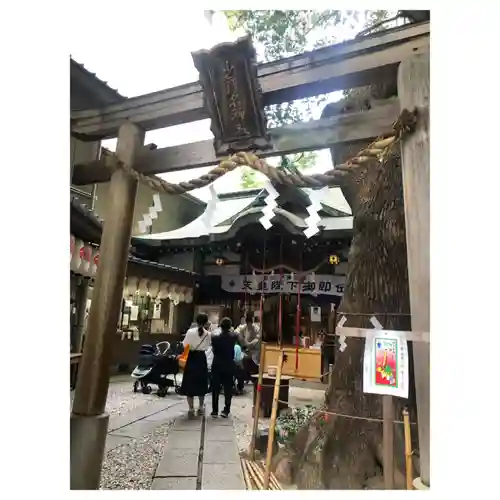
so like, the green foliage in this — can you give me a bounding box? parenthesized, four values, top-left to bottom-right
(275, 405, 317, 445)
(240, 168, 264, 189)
(223, 10, 396, 188)
(240, 151, 316, 190)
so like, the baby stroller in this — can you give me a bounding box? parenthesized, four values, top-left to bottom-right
(131, 341, 181, 397)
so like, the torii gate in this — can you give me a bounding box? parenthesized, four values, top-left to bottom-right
(70, 20, 430, 490)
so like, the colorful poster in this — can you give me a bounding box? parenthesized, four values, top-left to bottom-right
(363, 330, 409, 399)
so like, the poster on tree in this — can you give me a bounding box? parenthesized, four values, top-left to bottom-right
(363, 330, 409, 398)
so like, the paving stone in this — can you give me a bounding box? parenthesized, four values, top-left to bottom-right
(205, 415, 233, 427)
(203, 440, 240, 464)
(104, 434, 132, 452)
(141, 405, 184, 423)
(107, 399, 178, 432)
(155, 449, 199, 477)
(204, 424, 237, 442)
(166, 429, 202, 450)
(110, 419, 158, 439)
(172, 416, 203, 431)
(152, 477, 197, 490)
(202, 463, 245, 490)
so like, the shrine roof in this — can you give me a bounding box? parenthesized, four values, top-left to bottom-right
(135, 187, 353, 245)
(70, 58, 125, 110)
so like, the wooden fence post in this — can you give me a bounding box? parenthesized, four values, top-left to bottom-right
(249, 343, 266, 459)
(397, 53, 430, 488)
(263, 350, 285, 490)
(403, 407, 413, 489)
(382, 395, 395, 489)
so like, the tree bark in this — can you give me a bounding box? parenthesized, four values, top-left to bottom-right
(278, 90, 419, 489)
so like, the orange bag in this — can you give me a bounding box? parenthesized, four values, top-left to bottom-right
(177, 344, 190, 370)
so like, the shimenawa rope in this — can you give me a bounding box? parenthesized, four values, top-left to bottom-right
(102, 108, 418, 194)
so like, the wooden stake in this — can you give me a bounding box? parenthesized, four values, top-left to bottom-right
(241, 459, 253, 490)
(246, 460, 265, 489)
(382, 395, 395, 489)
(263, 350, 285, 490)
(260, 461, 282, 490)
(403, 408, 413, 490)
(249, 343, 266, 459)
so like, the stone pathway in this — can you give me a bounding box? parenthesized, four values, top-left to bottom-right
(152, 399, 245, 490)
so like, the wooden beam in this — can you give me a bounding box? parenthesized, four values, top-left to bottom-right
(72, 100, 399, 185)
(397, 54, 430, 487)
(71, 22, 429, 138)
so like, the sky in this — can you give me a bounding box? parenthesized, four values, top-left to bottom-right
(70, 9, 367, 202)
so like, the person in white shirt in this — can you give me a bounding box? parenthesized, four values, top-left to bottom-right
(235, 312, 261, 364)
(179, 313, 211, 417)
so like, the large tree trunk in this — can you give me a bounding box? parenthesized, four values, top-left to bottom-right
(277, 91, 419, 489)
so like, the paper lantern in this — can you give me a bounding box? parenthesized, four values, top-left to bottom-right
(124, 276, 138, 297)
(167, 284, 178, 300)
(91, 248, 99, 277)
(138, 278, 149, 297)
(158, 282, 171, 299)
(83, 245, 93, 276)
(148, 280, 160, 298)
(71, 238, 83, 272)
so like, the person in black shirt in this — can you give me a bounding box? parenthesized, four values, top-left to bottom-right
(211, 317, 237, 418)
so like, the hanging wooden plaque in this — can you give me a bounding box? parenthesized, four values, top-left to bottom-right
(191, 35, 271, 156)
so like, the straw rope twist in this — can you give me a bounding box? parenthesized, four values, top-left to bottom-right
(106, 108, 419, 194)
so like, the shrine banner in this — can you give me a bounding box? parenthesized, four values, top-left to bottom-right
(363, 330, 409, 399)
(220, 274, 346, 297)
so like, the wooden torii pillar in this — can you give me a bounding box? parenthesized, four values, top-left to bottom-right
(70, 122, 145, 490)
(397, 53, 430, 489)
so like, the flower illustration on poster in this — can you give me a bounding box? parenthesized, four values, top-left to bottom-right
(363, 325, 409, 399)
(375, 339, 397, 387)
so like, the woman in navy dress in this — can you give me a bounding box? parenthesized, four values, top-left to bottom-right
(210, 317, 238, 418)
(180, 313, 211, 417)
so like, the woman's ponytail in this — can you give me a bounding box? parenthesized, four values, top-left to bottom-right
(195, 312, 209, 337)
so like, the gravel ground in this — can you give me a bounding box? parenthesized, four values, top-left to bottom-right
(100, 421, 175, 490)
(70, 376, 174, 416)
(76, 377, 325, 490)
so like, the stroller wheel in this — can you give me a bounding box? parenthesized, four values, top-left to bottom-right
(157, 387, 168, 397)
(133, 381, 139, 393)
(142, 385, 152, 395)
(174, 386, 181, 394)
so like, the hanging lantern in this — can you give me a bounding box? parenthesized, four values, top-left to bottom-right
(138, 278, 149, 297)
(149, 280, 160, 298)
(158, 282, 171, 299)
(71, 238, 84, 272)
(185, 289, 193, 303)
(91, 248, 99, 277)
(124, 276, 139, 297)
(80, 244, 93, 276)
(168, 285, 179, 302)
(329, 254, 340, 265)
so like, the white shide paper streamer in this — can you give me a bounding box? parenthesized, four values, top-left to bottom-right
(138, 193, 164, 234)
(304, 187, 330, 239)
(259, 181, 279, 230)
(200, 184, 219, 235)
